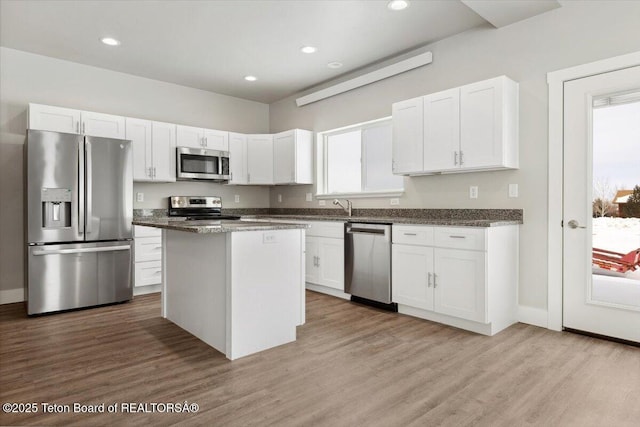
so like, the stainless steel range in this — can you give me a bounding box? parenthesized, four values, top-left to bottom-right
(168, 196, 240, 220)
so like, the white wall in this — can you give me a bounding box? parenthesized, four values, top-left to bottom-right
(268, 1, 640, 312)
(0, 47, 270, 302)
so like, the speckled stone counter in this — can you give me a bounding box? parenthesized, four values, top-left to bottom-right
(132, 217, 309, 233)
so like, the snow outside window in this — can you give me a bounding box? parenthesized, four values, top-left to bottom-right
(321, 118, 404, 197)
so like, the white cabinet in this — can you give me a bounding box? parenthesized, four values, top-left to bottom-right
(28, 103, 125, 138)
(392, 224, 518, 336)
(392, 75, 518, 175)
(303, 221, 346, 295)
(228, 132, 248, 185)
(273, 129, 313, 184)
(134, 225, 163, 292)
(176, 125, 229, 151)
(246, 134, 273, 185)
(392, 97, 423, 174)
(126, 118, 176, 182)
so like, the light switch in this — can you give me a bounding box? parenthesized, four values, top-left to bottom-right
(306, 193, 312, 202)
(509, 184, 519, 198)
(136, 192, 144, 202)
(390, 198, 399, 205)
(278, 194, 282, 203)
(469, 186, 478, 199)
(234, 195, 240, 203)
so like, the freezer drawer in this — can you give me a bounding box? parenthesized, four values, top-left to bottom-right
(27, 241, 133, 315)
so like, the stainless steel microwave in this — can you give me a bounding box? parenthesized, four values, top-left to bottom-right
(176, 147, 230, 181)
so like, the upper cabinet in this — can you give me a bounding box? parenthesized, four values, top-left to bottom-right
(126, 118, 176, 182)
(246, 134, 274, 185)
(392, 76, 518, 175)
(228, 132, 248, 185)
(273, 129, 313, 185)
(29, 103, 125, 139)
(391, 97, 423, 174)
(176, 125, 229, 151)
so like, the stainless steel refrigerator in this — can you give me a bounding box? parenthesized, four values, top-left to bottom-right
(25, 130, 133, 315)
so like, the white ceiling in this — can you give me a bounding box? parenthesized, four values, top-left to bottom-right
(0, 1, 557, 104)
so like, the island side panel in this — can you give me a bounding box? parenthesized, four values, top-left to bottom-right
(227, 229, 302, 360)
(164, 229, 227, 355)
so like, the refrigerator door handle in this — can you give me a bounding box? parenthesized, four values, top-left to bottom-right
(32, 245, 131, 256)
(85, 140, 92, 234)
(78, 138, 85, 235)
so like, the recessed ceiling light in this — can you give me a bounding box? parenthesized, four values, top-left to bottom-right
(387, 0, 409, 11)
(327, 62, 343, 69)
(244, 75, 258, 82)
(301, 46, 317, 54)
(100, 37, 121, 46)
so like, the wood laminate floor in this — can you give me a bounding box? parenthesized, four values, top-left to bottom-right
(1, 291, 639, 427)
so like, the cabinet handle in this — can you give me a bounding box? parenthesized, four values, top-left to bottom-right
(148, 167, 152, 178)
(454, 151, 458, 166)
(449, 235, 466, 239)
(153, 167, 157, 178)
(460, 151, 464, 166)
(433, 273, 437, 288)
(403, 233, 417, 236)
(247, 173, 251, 184)
(205, 137, 208, 147)
(82, 122, 86, 134)
(316, 256, 320, 267)
(427, 272, 432, 287)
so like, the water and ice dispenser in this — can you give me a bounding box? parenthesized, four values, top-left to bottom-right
(41, 188, 72, 228)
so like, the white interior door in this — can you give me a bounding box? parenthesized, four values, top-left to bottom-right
(563, 65, 640, 343)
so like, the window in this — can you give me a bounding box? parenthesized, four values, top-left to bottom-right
(317, 117, 404, 197)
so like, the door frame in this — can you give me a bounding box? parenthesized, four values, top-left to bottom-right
(546, 51, 640, 331)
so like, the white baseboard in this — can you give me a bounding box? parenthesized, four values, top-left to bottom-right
(133, 284, 161, 296)
(0, 288, 25, 305)
(518, 305, 548, 328)
(305, 283, 351, 300)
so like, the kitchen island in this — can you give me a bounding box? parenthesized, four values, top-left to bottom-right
(132, 218, 308, 360)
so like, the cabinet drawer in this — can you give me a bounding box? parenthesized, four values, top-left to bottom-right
(135, 237, 162, 262)
(134, 225, 161, 237)
(135, 261, 162, 287)
(306, 221, 345, 239)
(434, 227, 486, 251)
(393, 225, 434, 246)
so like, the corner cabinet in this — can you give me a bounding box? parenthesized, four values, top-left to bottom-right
(392, 224, 518, 336)
(126, 118, 176, 182)
(29, 103, 125, 139)
(273, 129, 313, 184)
(392, 75, 518, 176)
(246, 134, 274, 185)
(228, 132, 248, 184)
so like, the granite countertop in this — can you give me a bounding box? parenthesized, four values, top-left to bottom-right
(243, 215, 521, 227)
(132, 218, 310, 234)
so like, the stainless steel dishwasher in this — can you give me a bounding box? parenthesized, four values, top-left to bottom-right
(345, 222, 397, 311)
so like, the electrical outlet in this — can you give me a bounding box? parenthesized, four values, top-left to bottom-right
(306, 193, 312, 202)
(390, 198, 400, 205)
(319, 200, 326, 206)
(509, 184, 519, 198)
(469, 186, 478, 199)
(136, 192, 144, 202)
(234, 195, 240, 203)
(278, 194, 282, 203)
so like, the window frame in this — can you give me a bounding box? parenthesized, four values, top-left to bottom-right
(315, 116, 404, 199)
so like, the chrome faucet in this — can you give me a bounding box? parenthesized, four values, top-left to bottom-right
(333, 199, 352, 217)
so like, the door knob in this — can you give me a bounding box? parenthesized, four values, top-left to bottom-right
(567, 220, 586, 229)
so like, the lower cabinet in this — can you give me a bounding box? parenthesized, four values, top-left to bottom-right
(306, 236, 344, 290)
(392, 224, 518, 335)
(134, 225, 163, 294)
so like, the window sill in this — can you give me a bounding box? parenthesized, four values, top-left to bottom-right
(315, 190, 405, 200)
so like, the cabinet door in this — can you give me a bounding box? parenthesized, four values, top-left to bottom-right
(392, 97, 423, 174)
(460, 77, 504, 169)
(203, 129, 229, 151)
(305, 237, 319, 284)
(273, 130, 295, 184)
(228, 132, 248, 184)
(423, 88, 460, 172)
(246, 134, 273, 185)
(81, 111, 125, 139)
(135, 261, 162, 287)
(434, 248, 486, 323)
(125, 118, 152, 181)
(176, 125, 204, 148)
(28, 103, 81, 134)
(392, 244, 434, 310)
(151, 121, 177, 182)
(317, 237, 344, 290)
